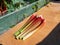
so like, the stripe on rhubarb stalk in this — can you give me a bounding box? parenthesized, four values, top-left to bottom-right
(22, 29, 37, 40)
(20, 15, 43, 39)
(15, 15, 37, 39)
(14, 14, 36, 37)
(16, 17, 37, 39)
(22, 19, 45, 40)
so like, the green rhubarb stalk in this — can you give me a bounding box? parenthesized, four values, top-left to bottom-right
(16, 20, 33, 39)
(20, 16, 43, 39)
(14, 14, 36, 37)
(22, 28, 37, 40)
(16, 15, 37, 39)
(22, 18, 45, 40)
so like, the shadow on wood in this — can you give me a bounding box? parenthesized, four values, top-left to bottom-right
(36, 23, 60, 45)
(0, 44, 3, 45)
(50, 0, 60, 3)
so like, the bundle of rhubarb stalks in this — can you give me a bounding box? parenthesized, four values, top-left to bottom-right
(14, 14, 45, 40)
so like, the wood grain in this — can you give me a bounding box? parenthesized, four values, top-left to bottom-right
(0, 2, 60, 45)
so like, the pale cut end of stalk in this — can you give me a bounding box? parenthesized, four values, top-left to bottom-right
(14, 31, 20, 37)
(16, 32, 23, 39)
(22, 29, 37, 40)
(37, 15, 44, 19)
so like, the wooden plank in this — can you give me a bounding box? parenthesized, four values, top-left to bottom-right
(0, 2, 60, 45)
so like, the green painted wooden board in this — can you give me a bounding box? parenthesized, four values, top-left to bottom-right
(0, 0, 49, 34)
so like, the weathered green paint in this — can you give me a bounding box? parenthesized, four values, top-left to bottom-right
(0, 0, 49, 34)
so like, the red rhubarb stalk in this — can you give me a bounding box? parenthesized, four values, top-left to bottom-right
(20, 15, 44, 39)
(22, 19, 45, 40)
(14, 14, 37, 37)
(16, 15, 37, 39)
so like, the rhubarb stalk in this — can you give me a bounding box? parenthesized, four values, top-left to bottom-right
(22, 19, 45, 40)
(14, 14, 36, 37)
(16, 15, 37, 39)
(19, 15, 43, 39)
